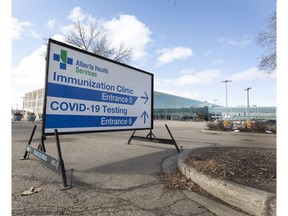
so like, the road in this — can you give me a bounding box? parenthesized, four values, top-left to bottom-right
(11, 120, 276, 215)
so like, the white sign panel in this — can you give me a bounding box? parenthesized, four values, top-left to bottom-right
(43, 39, 153, 134)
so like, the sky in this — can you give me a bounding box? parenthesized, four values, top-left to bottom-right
(11, 0, 276, 110)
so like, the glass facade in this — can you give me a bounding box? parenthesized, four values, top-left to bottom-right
(154, 91, 213, 121)
(154, 107, 210, 121)
(22, 88, 276, 121)
(154, 91, 212, 109)
(209, 106, 276, 120)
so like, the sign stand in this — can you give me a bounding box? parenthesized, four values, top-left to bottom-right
(127, 124, 181, 153)
(21, 39, 154, 190)
(21, 125, 73, 190)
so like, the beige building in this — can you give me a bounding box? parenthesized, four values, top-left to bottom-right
(23, 88, 44, 117)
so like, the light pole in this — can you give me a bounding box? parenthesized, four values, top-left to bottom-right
(245, 87, 251, 120)
(221, 80, 232, 118)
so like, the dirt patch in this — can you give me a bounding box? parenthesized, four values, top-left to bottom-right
(160, 147, 276, 194)
(159, 169, 204, 192)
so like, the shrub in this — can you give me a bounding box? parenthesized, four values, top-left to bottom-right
(207, 119, 276, 133)
(223, 120, 233, 130)
(206, 120, 233, 131)
(206, 122, 219, 130)
(253, 120, 276, 133)
(13, 112, 23, 121)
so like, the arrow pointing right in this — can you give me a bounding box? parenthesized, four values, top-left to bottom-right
(141, 91, 149, 104)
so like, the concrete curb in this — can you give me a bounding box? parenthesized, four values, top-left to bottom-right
(162, 153, 248, 216)
(178, 148, 276, 216)
(183, 191, 248, 216)
(201, 129, 276, 137)
(201, 129, 223, 134)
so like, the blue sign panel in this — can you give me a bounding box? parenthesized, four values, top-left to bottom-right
(43, 39, 153, 135)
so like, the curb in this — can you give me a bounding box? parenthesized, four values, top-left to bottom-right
(183, 191, 248, 216)
(162, 152, 248, 216)
(201, 129, 276, 137)
(178, 148, 276, 216)
(201, 129, 223, 134)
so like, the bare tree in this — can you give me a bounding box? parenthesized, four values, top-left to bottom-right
(65, 20, 133, 64)
(257, 12, 276, 74)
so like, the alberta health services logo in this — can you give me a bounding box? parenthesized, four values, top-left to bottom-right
(53, 49, 73, 70)
(53, 48, 108, 77)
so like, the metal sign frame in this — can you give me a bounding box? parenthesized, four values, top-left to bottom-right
(42, 39, 154, 136)
(22, 125, 73, 190)
(127, 124, 181, 153)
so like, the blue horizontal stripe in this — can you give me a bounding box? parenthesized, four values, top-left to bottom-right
(47, 82, 137, 105)
(45, 114, 137, 129)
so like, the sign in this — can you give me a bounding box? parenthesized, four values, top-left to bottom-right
(43, 39, 153, 135)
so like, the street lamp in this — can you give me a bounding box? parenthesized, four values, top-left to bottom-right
(221, 80, 232, 118)
(244, 87, 252, 120)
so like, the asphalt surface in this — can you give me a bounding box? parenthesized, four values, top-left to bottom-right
(11, 120, 276, 215)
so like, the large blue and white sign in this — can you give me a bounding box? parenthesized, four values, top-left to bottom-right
(43, 39, 153, 134)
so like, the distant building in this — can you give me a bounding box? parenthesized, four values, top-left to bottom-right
(23, 88, 44, 115)
(209, 106, 276, 120)
(22, 88, 276, 121)
(153, 91, 213, 121)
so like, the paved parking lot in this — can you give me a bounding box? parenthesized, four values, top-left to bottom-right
(11, 120, 276, 215)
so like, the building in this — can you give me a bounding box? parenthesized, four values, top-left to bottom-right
(23, 88, 44, 115)
(154, 91, 213, 121)
(209, 106, 276, 120)
(22, 88, 276, 121)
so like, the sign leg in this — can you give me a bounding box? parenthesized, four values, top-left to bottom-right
(37, 135, 47, 152)
(165, 124, 180, 153)
(54, 129, 71, 189)
(146, 129, 156, 140)
(127, 130, 136, 144)
(21, 125, 37, 160)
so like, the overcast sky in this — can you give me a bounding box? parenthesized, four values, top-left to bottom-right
(11, 0, 277, 109)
